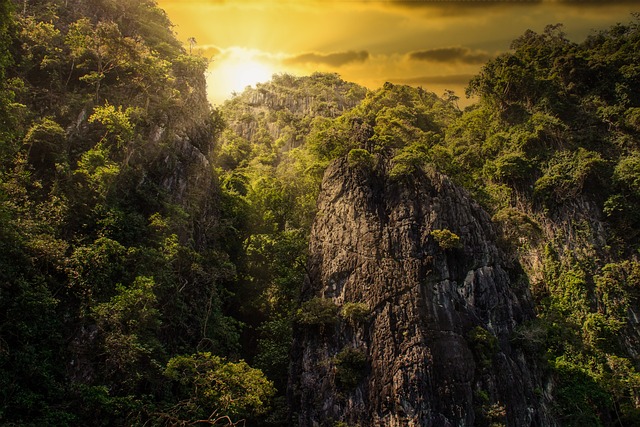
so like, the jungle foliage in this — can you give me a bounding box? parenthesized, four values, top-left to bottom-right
(454, 17, 640, 426)
(2, 0, 640, 425)
(0, 1, 270, 425)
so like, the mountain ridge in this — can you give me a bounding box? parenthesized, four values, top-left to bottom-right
(1, 1, 639, 425)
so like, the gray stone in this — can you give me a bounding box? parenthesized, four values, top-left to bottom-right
(290, 157, 555, 426)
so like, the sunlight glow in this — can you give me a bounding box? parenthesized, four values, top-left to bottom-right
(207, 48, 276, 104)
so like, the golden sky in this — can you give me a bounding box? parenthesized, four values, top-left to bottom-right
(156, 0, 638, 106)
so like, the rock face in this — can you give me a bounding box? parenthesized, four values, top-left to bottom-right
(219, 73, 367, 157)
(290, 158, 555, 426)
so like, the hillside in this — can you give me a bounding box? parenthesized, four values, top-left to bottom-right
(0, 0, 271, 425)
(0, 1, 639, 426)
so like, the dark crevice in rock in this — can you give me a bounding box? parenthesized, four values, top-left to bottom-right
(290, 157, 556, 426)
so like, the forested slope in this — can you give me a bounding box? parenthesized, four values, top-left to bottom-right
(1, 0, 640, 425)
(287, 17, 640, 427)
(447, 20, 640, 426)
(0, 1, 272, 425)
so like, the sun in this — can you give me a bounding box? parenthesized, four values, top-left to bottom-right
(232, 60, 273, 89)
(207, 48, 276, 104)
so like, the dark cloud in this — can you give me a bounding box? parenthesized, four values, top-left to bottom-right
(390, 74, 475, 86)
(408, 47, 492, 64)
(382, 0, 639, 19)
(384, 0, 542, 16)
(284, 50, 370, 67)
(390, 0, 535, 6)
(555, 0, 640, 3)
(389, 0, 635, 7)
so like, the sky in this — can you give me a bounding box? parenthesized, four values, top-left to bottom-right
(156, 0, 639, 106)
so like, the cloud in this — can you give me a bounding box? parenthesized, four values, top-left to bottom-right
(390, 74, 476, 86)
(193, 44, 222, 58)
(408, 47, 493, 64)
(378, 0, 636, 19)
(284, 50, 370, 67)
(388, 0, 621, 7)
(391, 0, 540, 4)
(553, 0, 640, 4)
(380, 0, 542, 17)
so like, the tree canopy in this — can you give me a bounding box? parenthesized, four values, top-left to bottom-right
(1, 1, 640, 425)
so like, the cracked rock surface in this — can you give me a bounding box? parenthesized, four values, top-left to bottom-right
(289, 158, 555, 426)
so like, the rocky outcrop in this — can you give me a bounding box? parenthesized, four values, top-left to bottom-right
(290, 158, 555, 426)
(219, 73, 367, 155)
(155, 64, 217, 206)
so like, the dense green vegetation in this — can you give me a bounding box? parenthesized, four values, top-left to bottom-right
(218, 15, 640, 427)
(1, 0, 639, 424)
(0, 0, 269, 425)
(451, 18, 640, 427)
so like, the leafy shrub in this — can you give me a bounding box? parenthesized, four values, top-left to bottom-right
(347, 148, 374, 169)
(254, 317, 293, 390)
(334, 347, 367, 390)
(172, 53, 208, 77)
(296, 297, 339, 326)
(431, 228, 462, 249)
(474, 390, 507, 427)
(388, 141, 431, 179)
(492, 207, 541, 247)
(482, 403, 507, 427)
(551, 358, 611, 427)
(626, 107, 640, 132)
(341, 302, 370, 323)
(88, 102, 139, 148)
(23, 118, 67, 170)
(467, 326, 498, 369)
(92, 276, 161, 385)
(163, 352, 275, 422)
(534, 148, 607, 205)
(613, 152, 640, 196)
(487, 151, 533, 184)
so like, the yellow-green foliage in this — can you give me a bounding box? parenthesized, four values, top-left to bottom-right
(614, 152, 640, 196)
(431, 228, 462, 249)
(341, 302, 370, 323)
(347, 148, 374, 169)
(88, 102, 138, 147)
(466, 326, 498, 369)
(534, 148, 606, 205)
(297, 297, 339, 326)
(334, 347, 367, 390)
(164, 352, 275, 421)
(92, 276, 160, 379)
(388, 140, 432, 178)
(492, 207, 541, 247)
(486, 151, 532, 183)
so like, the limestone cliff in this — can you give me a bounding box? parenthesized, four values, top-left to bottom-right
(218, 73, 367, 165)
(290, 158, 555, 426)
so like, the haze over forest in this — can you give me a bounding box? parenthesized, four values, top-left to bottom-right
(157, 0, 637, 105)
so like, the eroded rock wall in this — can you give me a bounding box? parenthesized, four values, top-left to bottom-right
(290, 158, 555, 426)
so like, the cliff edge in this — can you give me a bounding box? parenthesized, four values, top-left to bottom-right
(290, 157, 555, 426)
